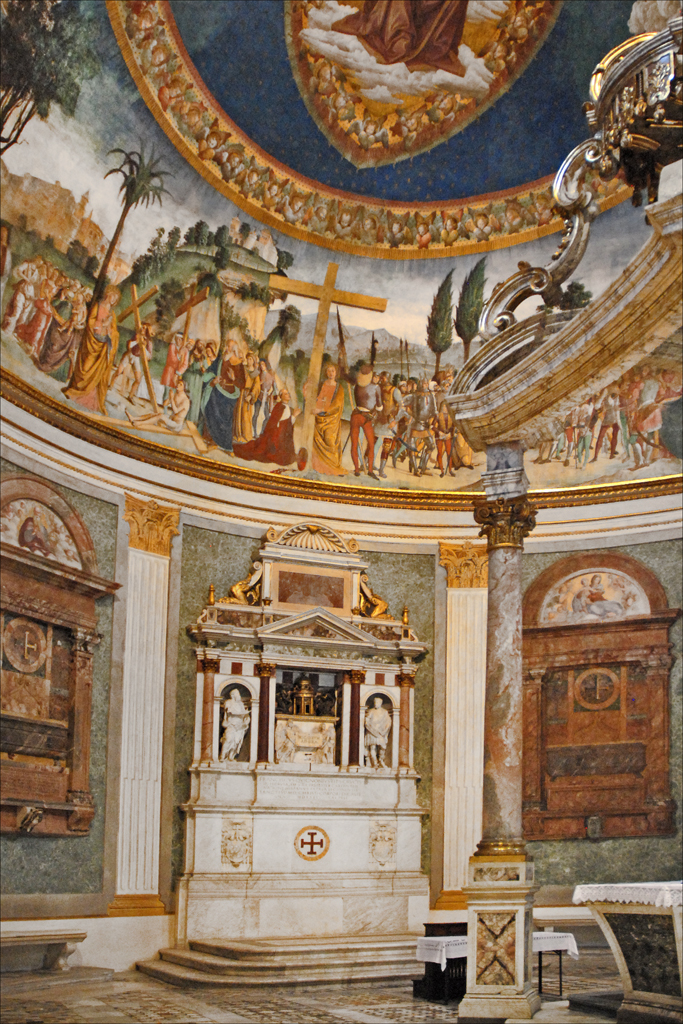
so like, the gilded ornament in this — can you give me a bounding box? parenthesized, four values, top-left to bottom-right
(439, 541, 488, 589)
(358, 574, 390, 619)
(473, 496, 537, 551)
(123, 494, 179, 557)
(218, 562, 263, 606)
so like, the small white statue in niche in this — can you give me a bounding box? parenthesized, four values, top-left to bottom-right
(219, 689, 251, 761)
(364, 696, 391, 769)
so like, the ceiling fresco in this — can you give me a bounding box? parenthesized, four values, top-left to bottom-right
(284, 1, 562, 169)
(114, 0, 633, 258)
(0, 0, 680, 510)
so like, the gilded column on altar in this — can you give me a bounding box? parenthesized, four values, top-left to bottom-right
(436, 542, 488, 911)
(108, 495, 179, 916)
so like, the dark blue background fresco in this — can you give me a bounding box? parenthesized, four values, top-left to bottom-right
(169, 0, 633, 202)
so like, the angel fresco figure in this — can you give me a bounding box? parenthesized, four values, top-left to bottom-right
(365, 697, 392, 769)
(219, 690, 251, 761)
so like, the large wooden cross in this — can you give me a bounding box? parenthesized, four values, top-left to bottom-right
(175, 284, 210, 347)
(117, 283, 159, 412)
(269, 262, 387, 453)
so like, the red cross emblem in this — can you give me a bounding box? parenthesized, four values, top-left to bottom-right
(294, 825, 330, 860)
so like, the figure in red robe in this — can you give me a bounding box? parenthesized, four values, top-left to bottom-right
(335, 0, 470, 77)
(233, 388, 307, 469)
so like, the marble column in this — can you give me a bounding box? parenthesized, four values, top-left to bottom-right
(108, 495, 179, 917)
(256, 663, 276, 765)
(435, 542, 488, 911)
(347, 670, 365, 768)
(200, 654, 221, 764)
(397, 671, 415, 769)
(66, 628, 100, 833)
(458, 444, 540, 1023)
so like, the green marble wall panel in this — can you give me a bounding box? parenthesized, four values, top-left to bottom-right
(172, 529, 436, 883)
(173, 525, 256, 883)
(522, 539, 682, 887)
(356, 550, 436, 875)
(0, 457, 118, 894)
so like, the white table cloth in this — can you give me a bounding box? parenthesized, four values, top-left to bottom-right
(573, 881, 682, 908)
(416, 932, 579, 971)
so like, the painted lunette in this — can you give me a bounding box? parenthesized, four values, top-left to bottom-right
(106, 0, 631, 261)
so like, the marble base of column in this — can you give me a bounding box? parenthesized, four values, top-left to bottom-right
(457, 856, 540, 1022)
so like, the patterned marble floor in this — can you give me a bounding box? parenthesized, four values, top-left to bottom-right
(0, 950, 622, 1024)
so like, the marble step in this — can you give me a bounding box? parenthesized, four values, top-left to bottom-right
(137, 954, 421, 987)
(190, 934, 418, 964)
(137, 934, 422, 987)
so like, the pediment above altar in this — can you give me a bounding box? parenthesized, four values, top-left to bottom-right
(257, 608, 380, 647)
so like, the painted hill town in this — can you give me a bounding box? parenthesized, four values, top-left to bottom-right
(0, 160, 131, 285)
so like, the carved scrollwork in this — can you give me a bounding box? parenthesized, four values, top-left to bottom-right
(457, 16, 681, 359)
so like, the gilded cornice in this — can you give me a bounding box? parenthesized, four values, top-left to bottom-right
(2, 370, 681, 512)
(124, 493, 180, 557)
(440, 541, 488, 588)
(106, 0, 631, 261)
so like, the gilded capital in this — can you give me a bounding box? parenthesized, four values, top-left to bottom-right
(473, 496, 536, 551)
(124, 494, 180, 557)
(350, 670, 366, 685)
(257, 663, 277, 678)
(439, 541, 488, 588)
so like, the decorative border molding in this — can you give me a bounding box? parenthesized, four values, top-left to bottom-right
(106, 0, 631, 260)
(2, 372, 681, 511)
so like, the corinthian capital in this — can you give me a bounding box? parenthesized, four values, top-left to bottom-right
(124, 494, 180, 557)
(473, 496, 537, 551)
(439, 541, 488, 588)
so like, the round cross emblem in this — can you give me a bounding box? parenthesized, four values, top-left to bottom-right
(294, 826, 330, 861)
(3, 618, 48, 674)
(574, 667, 619, 710)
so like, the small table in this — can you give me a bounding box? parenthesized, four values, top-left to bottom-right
(415, 931, 579, 1003)
(573, 881, 683, 1024)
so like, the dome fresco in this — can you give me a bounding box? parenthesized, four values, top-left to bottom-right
(0, 0, 680, 509)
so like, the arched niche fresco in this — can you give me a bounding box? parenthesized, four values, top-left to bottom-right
(522, 552, 680, 842)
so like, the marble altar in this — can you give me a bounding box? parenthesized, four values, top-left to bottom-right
(177, 522, 430, 944)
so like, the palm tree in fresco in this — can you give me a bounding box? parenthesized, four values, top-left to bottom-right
(92, 147, 172, 305)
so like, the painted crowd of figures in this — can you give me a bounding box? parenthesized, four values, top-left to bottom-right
(534, 365, 682, 472)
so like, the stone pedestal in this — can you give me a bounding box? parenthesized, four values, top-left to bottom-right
(458, 857, 540, 1023)
(459, 446, 539, 1020)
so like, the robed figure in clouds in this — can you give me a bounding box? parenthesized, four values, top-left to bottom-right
(335, 1, 470, 77)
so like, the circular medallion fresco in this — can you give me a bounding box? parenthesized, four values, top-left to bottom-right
(285, 0, 562, 170)
(109, 0, 630, 259)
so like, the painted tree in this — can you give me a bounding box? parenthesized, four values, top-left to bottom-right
(454, 256, 486, 365)
(426, 269, 453, 377)
(1, 0, 100, 154)
(556, 280, 593, 310)
(93, 147, 171, 305)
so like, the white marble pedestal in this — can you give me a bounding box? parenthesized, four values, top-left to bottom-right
(457, 858, 541, 1022)
(177, 764, 429, 945)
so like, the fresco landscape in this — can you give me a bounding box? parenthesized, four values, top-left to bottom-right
(1, 0, 680, 495)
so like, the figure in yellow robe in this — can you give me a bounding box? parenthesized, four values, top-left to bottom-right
(233, 351, 261, 444)
(63, 286, 120, 414)
(312, 363, 346, 476)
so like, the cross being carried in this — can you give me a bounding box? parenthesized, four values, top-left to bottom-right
(269, 262, 387, 454)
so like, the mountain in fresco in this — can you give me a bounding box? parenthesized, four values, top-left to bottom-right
(264, 311, 465, 376)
